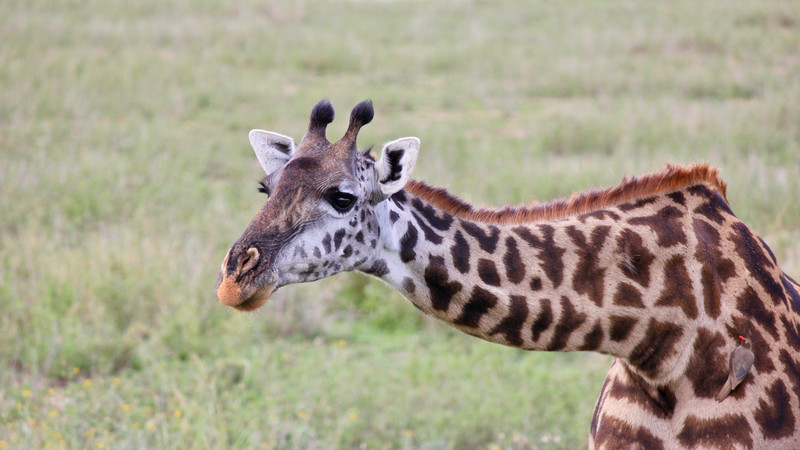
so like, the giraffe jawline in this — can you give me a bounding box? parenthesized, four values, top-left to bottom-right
(231, 284, 275, 312)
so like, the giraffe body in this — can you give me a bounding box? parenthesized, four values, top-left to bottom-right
(216, 100, 800, 448)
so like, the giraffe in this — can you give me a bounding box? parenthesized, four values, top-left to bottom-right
(216, 99, 800, 448)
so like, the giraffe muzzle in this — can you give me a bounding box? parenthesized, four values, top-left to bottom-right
(216, 247, 277, 312)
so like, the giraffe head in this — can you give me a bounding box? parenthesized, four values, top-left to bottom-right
(216, 100, 420, 311)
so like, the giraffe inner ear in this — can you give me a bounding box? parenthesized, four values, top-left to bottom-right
(249, 129, 296, 176)
(375, 137, 420, 196)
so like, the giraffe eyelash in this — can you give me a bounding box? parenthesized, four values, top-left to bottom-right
(258, 179, 270, 196)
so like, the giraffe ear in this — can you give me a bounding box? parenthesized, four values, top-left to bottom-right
(249, 129, 296, 176)
(375, 137, 420, 196)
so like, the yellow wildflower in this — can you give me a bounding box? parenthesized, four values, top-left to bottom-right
(122, 404, 132, 412)
(173, 410, 182, 418)
(297, 411, 309, 420)
(96, 441, 104, 448)
(348, 412, 358, 420)
(83, 379, 92, 388)
(405, 429, 414, 437)
(85, 428, 95, 438)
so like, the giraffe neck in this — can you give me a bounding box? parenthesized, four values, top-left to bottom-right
(362, 183, 727, 384)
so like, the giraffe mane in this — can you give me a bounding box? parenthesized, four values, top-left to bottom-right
(403, 163, 729, 225)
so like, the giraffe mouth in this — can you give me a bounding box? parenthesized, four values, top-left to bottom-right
(216, 273, 276, 312)
(230, 283, 275, 312)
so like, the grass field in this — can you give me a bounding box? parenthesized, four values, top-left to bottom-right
(1, 0, 799, 448)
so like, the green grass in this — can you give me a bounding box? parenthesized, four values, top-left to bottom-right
(1, 0, 799, 448)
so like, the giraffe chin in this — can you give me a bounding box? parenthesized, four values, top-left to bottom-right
(230, 284, 274, 312)
(216, 276, 275, 312)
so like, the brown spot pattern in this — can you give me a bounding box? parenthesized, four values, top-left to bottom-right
(594, 416, 665, 450)
(677, 414, 753, 449)
(411, 197, 453, 231)
(450, 230, 470, 274)
(781, 316, 800, 351)
(684, 328, 727, 398)
(578, 209, 621, 223)
(754, 379, 796, 439)
(608, 364, 672, 419)
(461, 221, 500, 253)
(399, 223, 418, 263)
(609, 315, 638, 342)
(423, 255, 462, 311)
(618, 196, 658, 212)
(402, 277, 416, 294)
(567, 225, 611, 307)
(502, 237, 525, 284)
(778, 350, 800, 400)
(531, 299, 553, 342)
(580, 320, 604, 351)
(655, 255, 698, 319)
(477, 259, 501, 286)
(782, 274, 800, 314)
(616, 228, 656, 288)
(411, 211, 443, 244)
(730, 222, 785, 305)
(454, 286, 499, 329)
(547, 297, 587, 351)
(628, 205, 687, 247)
(513, 225, 566, 288)
(735, 286, 778, 339)
(693, 218, 736, 318)
(489, 295, 529, 346)
(667, 191, 686, 206)
(629, 318, 683, 377)
(613, 283, 645, 308)
(690, 185, 733, 224)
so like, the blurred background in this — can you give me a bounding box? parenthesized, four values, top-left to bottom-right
(1, 0, 798, 448)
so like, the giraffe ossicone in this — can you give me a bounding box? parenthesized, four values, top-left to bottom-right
(216, 100, 800, 449)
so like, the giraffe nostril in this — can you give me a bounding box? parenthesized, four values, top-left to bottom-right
(240, 247, 260, 274)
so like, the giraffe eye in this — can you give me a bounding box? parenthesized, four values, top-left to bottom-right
(258, 180, 270, 196)
(326, 190, 357, 213)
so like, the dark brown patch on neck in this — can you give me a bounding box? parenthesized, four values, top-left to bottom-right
(684, 327, 727, 398)
(654, 255, 698, 319)
(677, 413, 753, 448)
(754, 379, 796, 439)
(594, 416, 666, 450)
(567, 225, 611, 307)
